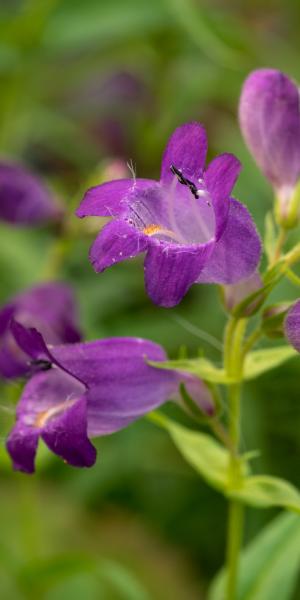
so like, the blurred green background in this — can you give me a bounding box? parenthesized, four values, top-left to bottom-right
(1, 0, 300, 598)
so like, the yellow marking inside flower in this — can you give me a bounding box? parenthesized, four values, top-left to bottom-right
(143, 224, 164, 236)
(34, 399, 75, 428)
(142, 223, 182, 242)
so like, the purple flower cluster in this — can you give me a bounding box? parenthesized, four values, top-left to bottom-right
(285, 300, 300, 351)
(2, 109, 272, 474)
(76, 123, 261, 307)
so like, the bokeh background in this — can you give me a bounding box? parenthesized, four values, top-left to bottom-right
(0, 0, 300, 598)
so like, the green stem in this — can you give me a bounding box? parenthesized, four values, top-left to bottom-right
(285, 242, 300, 267)
(223, 319, 246, 600)
(226, 499, 244, 600)
(285, 268, 300, 288)
(241, 327, 261, 359)
(270, 227, 287, 266)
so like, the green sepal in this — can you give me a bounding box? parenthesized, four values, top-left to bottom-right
(261, 302, 293, 338)
(274, 179, 300, 230)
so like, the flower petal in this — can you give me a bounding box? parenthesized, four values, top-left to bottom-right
(51, 337, 171, 389)
(6, 366, 95, 472)
(196, 199, 261, 284)
(42, 396, 97, 468)
(0, 162, 61, 226)
(0, 304, 15, 336)
(76, 178, 155, 218)
(284, 300, 300, 352)
(6, 424, 39, 474)
(239, 69, 300, 189)
(89, 219, 147, 273)
(48, 338, 179, 435)
(13, 282, 81, 344)
(10, 320, 51, 362)
(0, 283, 81, 379)
(144, 242, 213, 307)
(204, 153, 241, 240)
(160, 122, 207, 184)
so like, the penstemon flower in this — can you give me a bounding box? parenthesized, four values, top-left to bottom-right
(284, 299, 300, 350)
(6, 321, 214, 473)
(76, 122, 261, 307)
(239, 69, 300, 227)
(0, 283, 81, 379)
(0, 162, 62, 226)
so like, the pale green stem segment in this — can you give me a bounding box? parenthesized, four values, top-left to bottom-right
(269, 227, 287, 267)
(223, 318, 247, 600)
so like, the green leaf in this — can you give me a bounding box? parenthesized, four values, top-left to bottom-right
(149, 413, 231, 492)
(150, 346, 298, 386)
(209, 512, 300, 600)
(166, 0, 251, 68)
(243, 346, 298, 380)
(231, 475, 300, 513)
(148, 358, 233, 384)
(44, 0, 169, 52)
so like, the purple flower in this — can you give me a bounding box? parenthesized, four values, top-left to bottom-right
(0, 162, 62, 226)
(0, 283, 81, 379)
(76, 122, 261, 307)
(239, 69, 300, 220)
(284, 299, 300, 351)
(6, 321, 214, 473)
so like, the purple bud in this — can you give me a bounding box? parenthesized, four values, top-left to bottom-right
(0, 162, 63, 227)
(284, 299, 300, 352)
(222, 272, 263, 316)
(239, 69, 300, 225)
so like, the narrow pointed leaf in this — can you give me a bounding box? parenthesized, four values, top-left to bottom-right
(230, 475, 300, 513)
(244, 346, 298, 380)
(209, 512, 300, 600)
(148, 358, 233, 384)
(149, 413, 230, 492)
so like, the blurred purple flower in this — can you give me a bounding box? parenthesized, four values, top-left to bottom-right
(70, 70, 147, 157)
(76, 122, 261, 307)
(0, 162, 62, 226)
(6, 321, 214, 473)
(284, 299, 300, 351)
(0, 283, 81, 379)
(239, 69, 300, 219)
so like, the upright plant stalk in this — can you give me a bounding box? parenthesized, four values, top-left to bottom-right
(224, 318, 246, 600)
